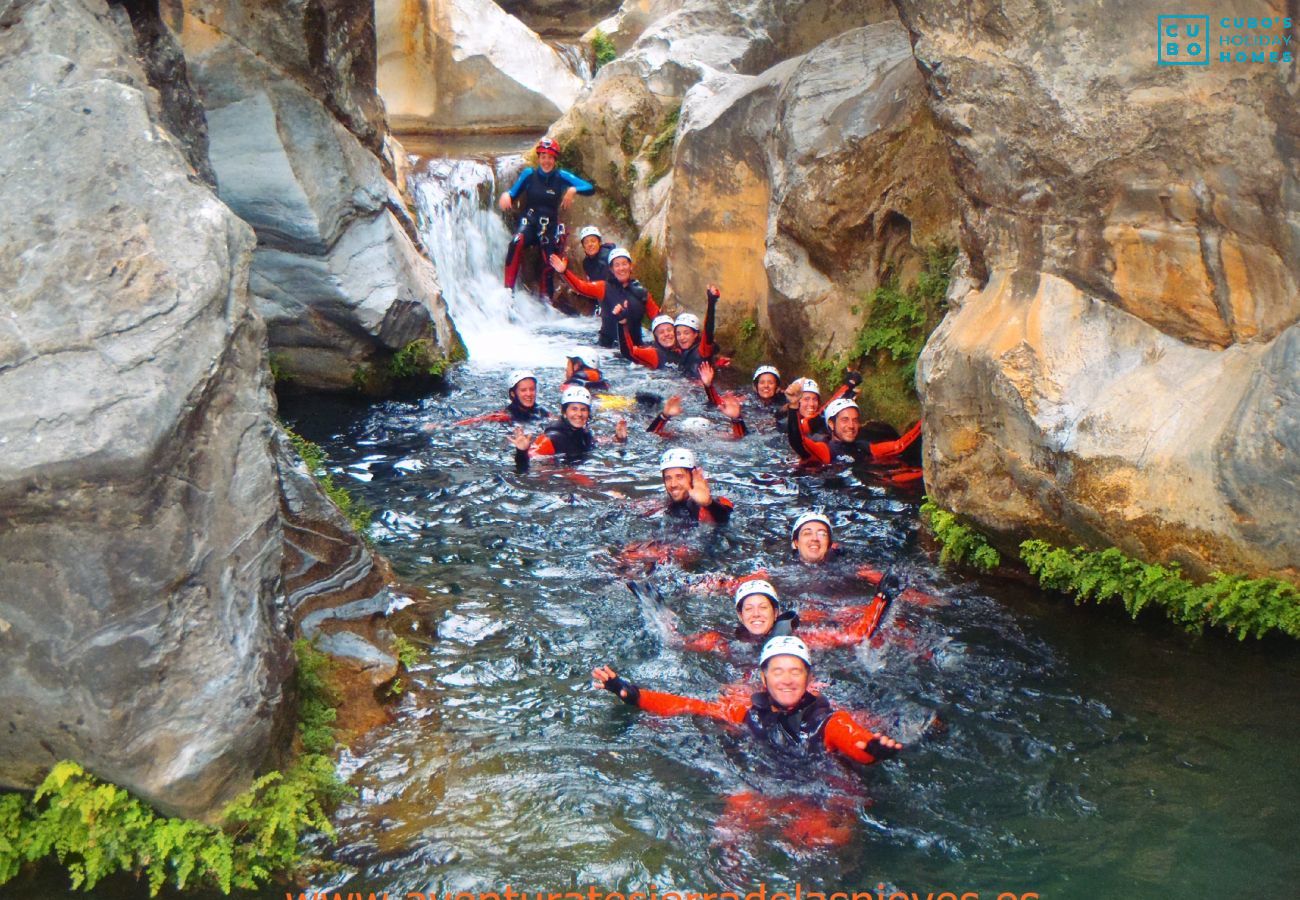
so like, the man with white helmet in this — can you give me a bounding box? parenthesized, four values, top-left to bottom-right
(549, 248, 662, 351)
(659, 447, 733, 524)
(509, 384, 626, 472)
(590, 635, 903, 764)
(674, 285, 721, 374)
(789, 390, 923, 478)
(577, 225, 617, 283)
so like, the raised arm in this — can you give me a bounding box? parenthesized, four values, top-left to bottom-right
(698, 285, 720, 357)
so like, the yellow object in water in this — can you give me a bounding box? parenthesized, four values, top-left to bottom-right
(596, 393, 636, 410)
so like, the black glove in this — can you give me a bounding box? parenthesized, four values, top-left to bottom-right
(604, 676, 641, 706)
(866, 736, 901, 760)
(843, 371, 863, 388)
(706, 287, 720, 303)
(875, 569, 905, 602)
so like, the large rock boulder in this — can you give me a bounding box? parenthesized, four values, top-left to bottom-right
(900, 0, 1300, 581)
(0, 0, 289, 818)
(170, 2, 461, 391)
(375, 0, 584, 132)
(665, 21, 959, 362)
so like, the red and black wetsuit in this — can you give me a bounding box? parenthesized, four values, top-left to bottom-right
(503, 167, 594, 299)
(684, 594, 891, 658)
(562, 269, 662, 351)
(605, 683, 892, 766)
(667, 495, 734, 525)
(582, 242, 616, 282)
(790, 417, 923, 468)
(676, 289, 720, 375)
(621, 322, 680, 370)
(514, 419, 595, 472)
(564, 366, 608, 391)
(697, 382, 750, 438)
(455, 399, 551, 427)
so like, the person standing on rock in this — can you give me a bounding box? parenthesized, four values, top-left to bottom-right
(549, 249, 662, 351)
(500, 138, 594, 302)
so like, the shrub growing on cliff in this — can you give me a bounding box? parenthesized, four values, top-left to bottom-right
(0, 642, 352, 895)
(920, 498, 1001, 572)
(590, 29, 617, 70)
(1020, 540, 1300, 640)
(284, 427, 374, 540)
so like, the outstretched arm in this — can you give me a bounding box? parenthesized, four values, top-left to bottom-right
(592, 666, 747, 723)
(822, 710, 902, 764)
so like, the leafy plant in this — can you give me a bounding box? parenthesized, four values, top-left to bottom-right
(391, 636, 420, 671)
(0, 642, 353, 895)
(268, 354, 293, 384)
(920, 498, 1001, 572)
(590, 29, 617, 70)
(738, 316, 758, 343)
(647, 105, 681, 184)
(388, 339, 449, 380)
(284, 426, 374, 540)
(1020, 540, 1300, 640)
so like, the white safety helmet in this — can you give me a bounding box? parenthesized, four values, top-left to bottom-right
(608, 247, 633, 265)
(650, 315, 675, 332)
(659, 447, 698, 473)
(559, 385, 592, 409)
(674, 313, 700, 332)
(507, 369, 537, 391)
(567, 351, 596, 369)
(795, 377, 820, 396)
(752, 365, 781, 384)
(578, 225, 602, 242)
(759, 635, 812, 668)
(790, 511, 833, 542)
(734, 579, 779, 612)
(823, 397, 858, 425)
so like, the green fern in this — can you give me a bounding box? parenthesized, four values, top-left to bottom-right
(284, 426, 374, 539)
(590, 29, 617, 69)
(920, 498, 1001, 572)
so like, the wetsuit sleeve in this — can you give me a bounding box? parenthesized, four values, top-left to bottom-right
(623, 324, 660, 368)
(647, 414, 671, 435)
(800, 594, 890, 649)
(455, 410, 512, 426)
(515, 433, 557, 473)
(787, 409, 832, 464)
(645, 294, 661, 321)
(683, 631, 729, 654)
(558, 168, 596, 195)
(634, 689, 749, 724)
(699, 289, 719, 357)
(506, 168, 533, 199)
(815, 383, 852, 418)
(702, 383, 722, 407)
(730, 418, 749, 439)
(823, 710, 885, 764)
(700, 497, 733, 525)
(563, 268, 607, 300)
(868, 420, 923, 461)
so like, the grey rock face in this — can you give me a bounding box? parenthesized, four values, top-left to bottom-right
(175, 9, 461, 391)
(0, 0, 290, 818)
(900, 0, 1300, 581)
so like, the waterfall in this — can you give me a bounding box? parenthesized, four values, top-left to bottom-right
(551, 41, 594, 82)
(411, 155, 587, 369)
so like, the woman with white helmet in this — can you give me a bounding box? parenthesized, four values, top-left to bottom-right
(577, 225, 617, 283)
(451, 369, 551, 427)
(659, 447, 733, 524)
(621, 314, 682, 370)
(674, 285, 722, 375)
(590, 635, 903, 764)
(549, 248, 662, 352)
(563, 351, 607, 390)
(509, 384, 627, 472)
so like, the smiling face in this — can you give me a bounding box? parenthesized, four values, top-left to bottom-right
(662, 467, 692, 502)
(738, 594, 778, 636)
(798, 392, 820, 418)
(676, 325, 698, 350)
(755, 373, 779, 400)
(610, 257, 633, 283)
(581, 235, 601, 256)
(653, 322, 677, 349)
(793, 522, 831, 564)
(563, 403, 590, 428)
(761, 656, 811, 709)
(537, 152, 558, 173)
(511, 378, 537, 408)
(830, 406, 861, 442)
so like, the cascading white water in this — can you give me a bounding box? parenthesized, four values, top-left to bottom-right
(411, 156, 589, 369)
(551, 41, 594, 82)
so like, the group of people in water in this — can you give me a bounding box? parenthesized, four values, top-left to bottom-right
(482, 137, 929, 847)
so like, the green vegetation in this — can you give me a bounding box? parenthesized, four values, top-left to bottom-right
(647, 105, 681, 184)
(632, 236, 667, 304)
(726, 314, 769, 376)
(920, 498, 1002, 572)
(0, 642, 351, 895)
(268, 353, 293, 384)
(391, 636, 420, 671)
(284, 426, 374, 539)
(590, 29, 617, 70)
(1021, 541, 1300, 641)
(388, 338, 450, 379)
(811, 245, 956, 428)
(602, 161, 636, 230)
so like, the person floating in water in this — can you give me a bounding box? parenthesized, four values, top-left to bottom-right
(674, 285, 721, 375)
(509, 385, 626, 472)
(590, 635, 903, 764)
(452, 369, 550, 426)
(789, 395, 924, 485)
(622, 315, 682, 370)
(659, 447, 733, 525)
(647, 392, 746, 441)
(549, 249, 661, 351)
(500, 138, 594, 302)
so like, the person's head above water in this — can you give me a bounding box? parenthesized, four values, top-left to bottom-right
(607, 247, 633, 284)
(735, 579, 779, 636)
(674, 313, 700, 351)
(753, 365, 781, 401)
(659, 447, 698, 503)
(579, 225, 602, 256)
(650, 315, 676, 349)
(823, 398, 861, 443)
(759, 636, 812, 708)
(535, 137, 560, 172)
(559, 384, 591, 429)
(791, 511, 833, 564)
(508, 369, 538, 408)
